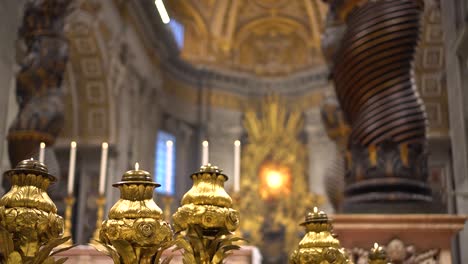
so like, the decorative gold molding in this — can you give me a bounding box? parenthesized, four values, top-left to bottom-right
(238, 95, 325, 256)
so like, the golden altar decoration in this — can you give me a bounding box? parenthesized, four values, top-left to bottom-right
(239, 95, 324, 256)
(0, 159, 72, 264)
(98, 165, 173, 264)
(290, 207, 348, 264)
(368, 243, 389, 264)
(172, 164, 243, 264)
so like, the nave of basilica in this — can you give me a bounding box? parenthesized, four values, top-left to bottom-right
(0, 0, 467, 263)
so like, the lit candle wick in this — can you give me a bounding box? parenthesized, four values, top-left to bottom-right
(135, 162, 140, 171)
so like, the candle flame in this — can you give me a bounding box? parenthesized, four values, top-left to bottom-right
(30, 157, 34, 161)
(102, 142, 108, 149)
(313, 207, 318, 213)
(234, 140, 241, 147)
(202, 140, 209, 147)
(166, 140, 173, 147)
(40, 142, 45, 148)
(374, 242, 379, 249)
(71, 141, 77, 148)
(135, 162, 140, 171)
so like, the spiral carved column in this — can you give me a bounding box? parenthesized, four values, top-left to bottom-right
(7, 0, 71, 167)
(325, 0, 434, 212)
(321, 97, 349, 212)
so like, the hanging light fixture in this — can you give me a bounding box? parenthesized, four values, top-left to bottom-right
(155, 0, 170, 24)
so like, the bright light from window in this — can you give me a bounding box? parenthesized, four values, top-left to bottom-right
(266, 170, 283, 190)
(155, 131, 176, 195)
(155, 0, 170, 24)
(169, 19, 185, 49)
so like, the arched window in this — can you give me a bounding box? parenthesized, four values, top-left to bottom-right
(154, 131, 176, 195)
(169, 19, 184, 49)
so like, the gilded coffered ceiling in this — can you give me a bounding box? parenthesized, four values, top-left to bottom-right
(165, 0, 328, 76)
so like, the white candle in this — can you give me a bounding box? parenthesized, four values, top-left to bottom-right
(135, 162, 140, 171)
(234, 140, 241, 192)
(98, 142, 109, 195)
(202, 140, 209, 165)
(39, 142, 45, 163)
(166, 140, 173, 195)
(67, 141, 77, 195)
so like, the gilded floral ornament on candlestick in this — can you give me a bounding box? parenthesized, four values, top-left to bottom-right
(172, 164, 243, 264)
(98, 165, 173, 264)
(0, 159, 73, 264)
(290, 207, 349, 264)
(368, 243, 389, 264)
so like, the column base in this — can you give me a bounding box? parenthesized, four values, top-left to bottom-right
(342, 200, 446, 214)
(331, 214, 467, 263)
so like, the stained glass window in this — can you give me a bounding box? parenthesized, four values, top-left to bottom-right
(155, 131, 176, 195)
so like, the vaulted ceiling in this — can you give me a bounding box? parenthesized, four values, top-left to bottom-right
(165, 0, 328, 76)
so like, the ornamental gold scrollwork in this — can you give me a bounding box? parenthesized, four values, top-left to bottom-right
(239, 95, 324, 256)
(172, 164, 243, 264)
(0, 159, 72, 264)
(98, 166, 173, 264)
(290, 208, 348, 264)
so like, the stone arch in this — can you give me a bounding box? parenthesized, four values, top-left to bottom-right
(60, 14, 111, 145)
(168, 1, 209, 60)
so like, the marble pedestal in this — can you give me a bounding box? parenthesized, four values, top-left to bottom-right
(55, 245, 262, 264)
(331, 214, 467, 263)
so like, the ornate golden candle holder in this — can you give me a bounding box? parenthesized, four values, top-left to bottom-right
(172, 164, 242, 264)
(61, 195, 75, 247)
(368, 243, 389, 264)
(0, 159, 71, 263)
(89, 195, 106, 246)
(98, 165, 173, 263)
(290, 207, 349, 264)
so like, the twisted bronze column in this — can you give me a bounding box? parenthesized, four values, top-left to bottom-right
(325, 0, 433, 212)
(321, 97, 349, 212)
(7, 0, 71, 166)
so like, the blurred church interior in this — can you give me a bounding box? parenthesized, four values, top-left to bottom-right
(0, 0, 467, 263)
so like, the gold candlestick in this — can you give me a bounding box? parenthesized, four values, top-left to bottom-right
(369, 243, 389, 264)
(290, 207, 349, 264)
(89, 195, 106, 246)
(0, 159, 72, 263)
(61, 195, 75, 247)
(98, 165, 173, 263)
(172, 164, 243, 264)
